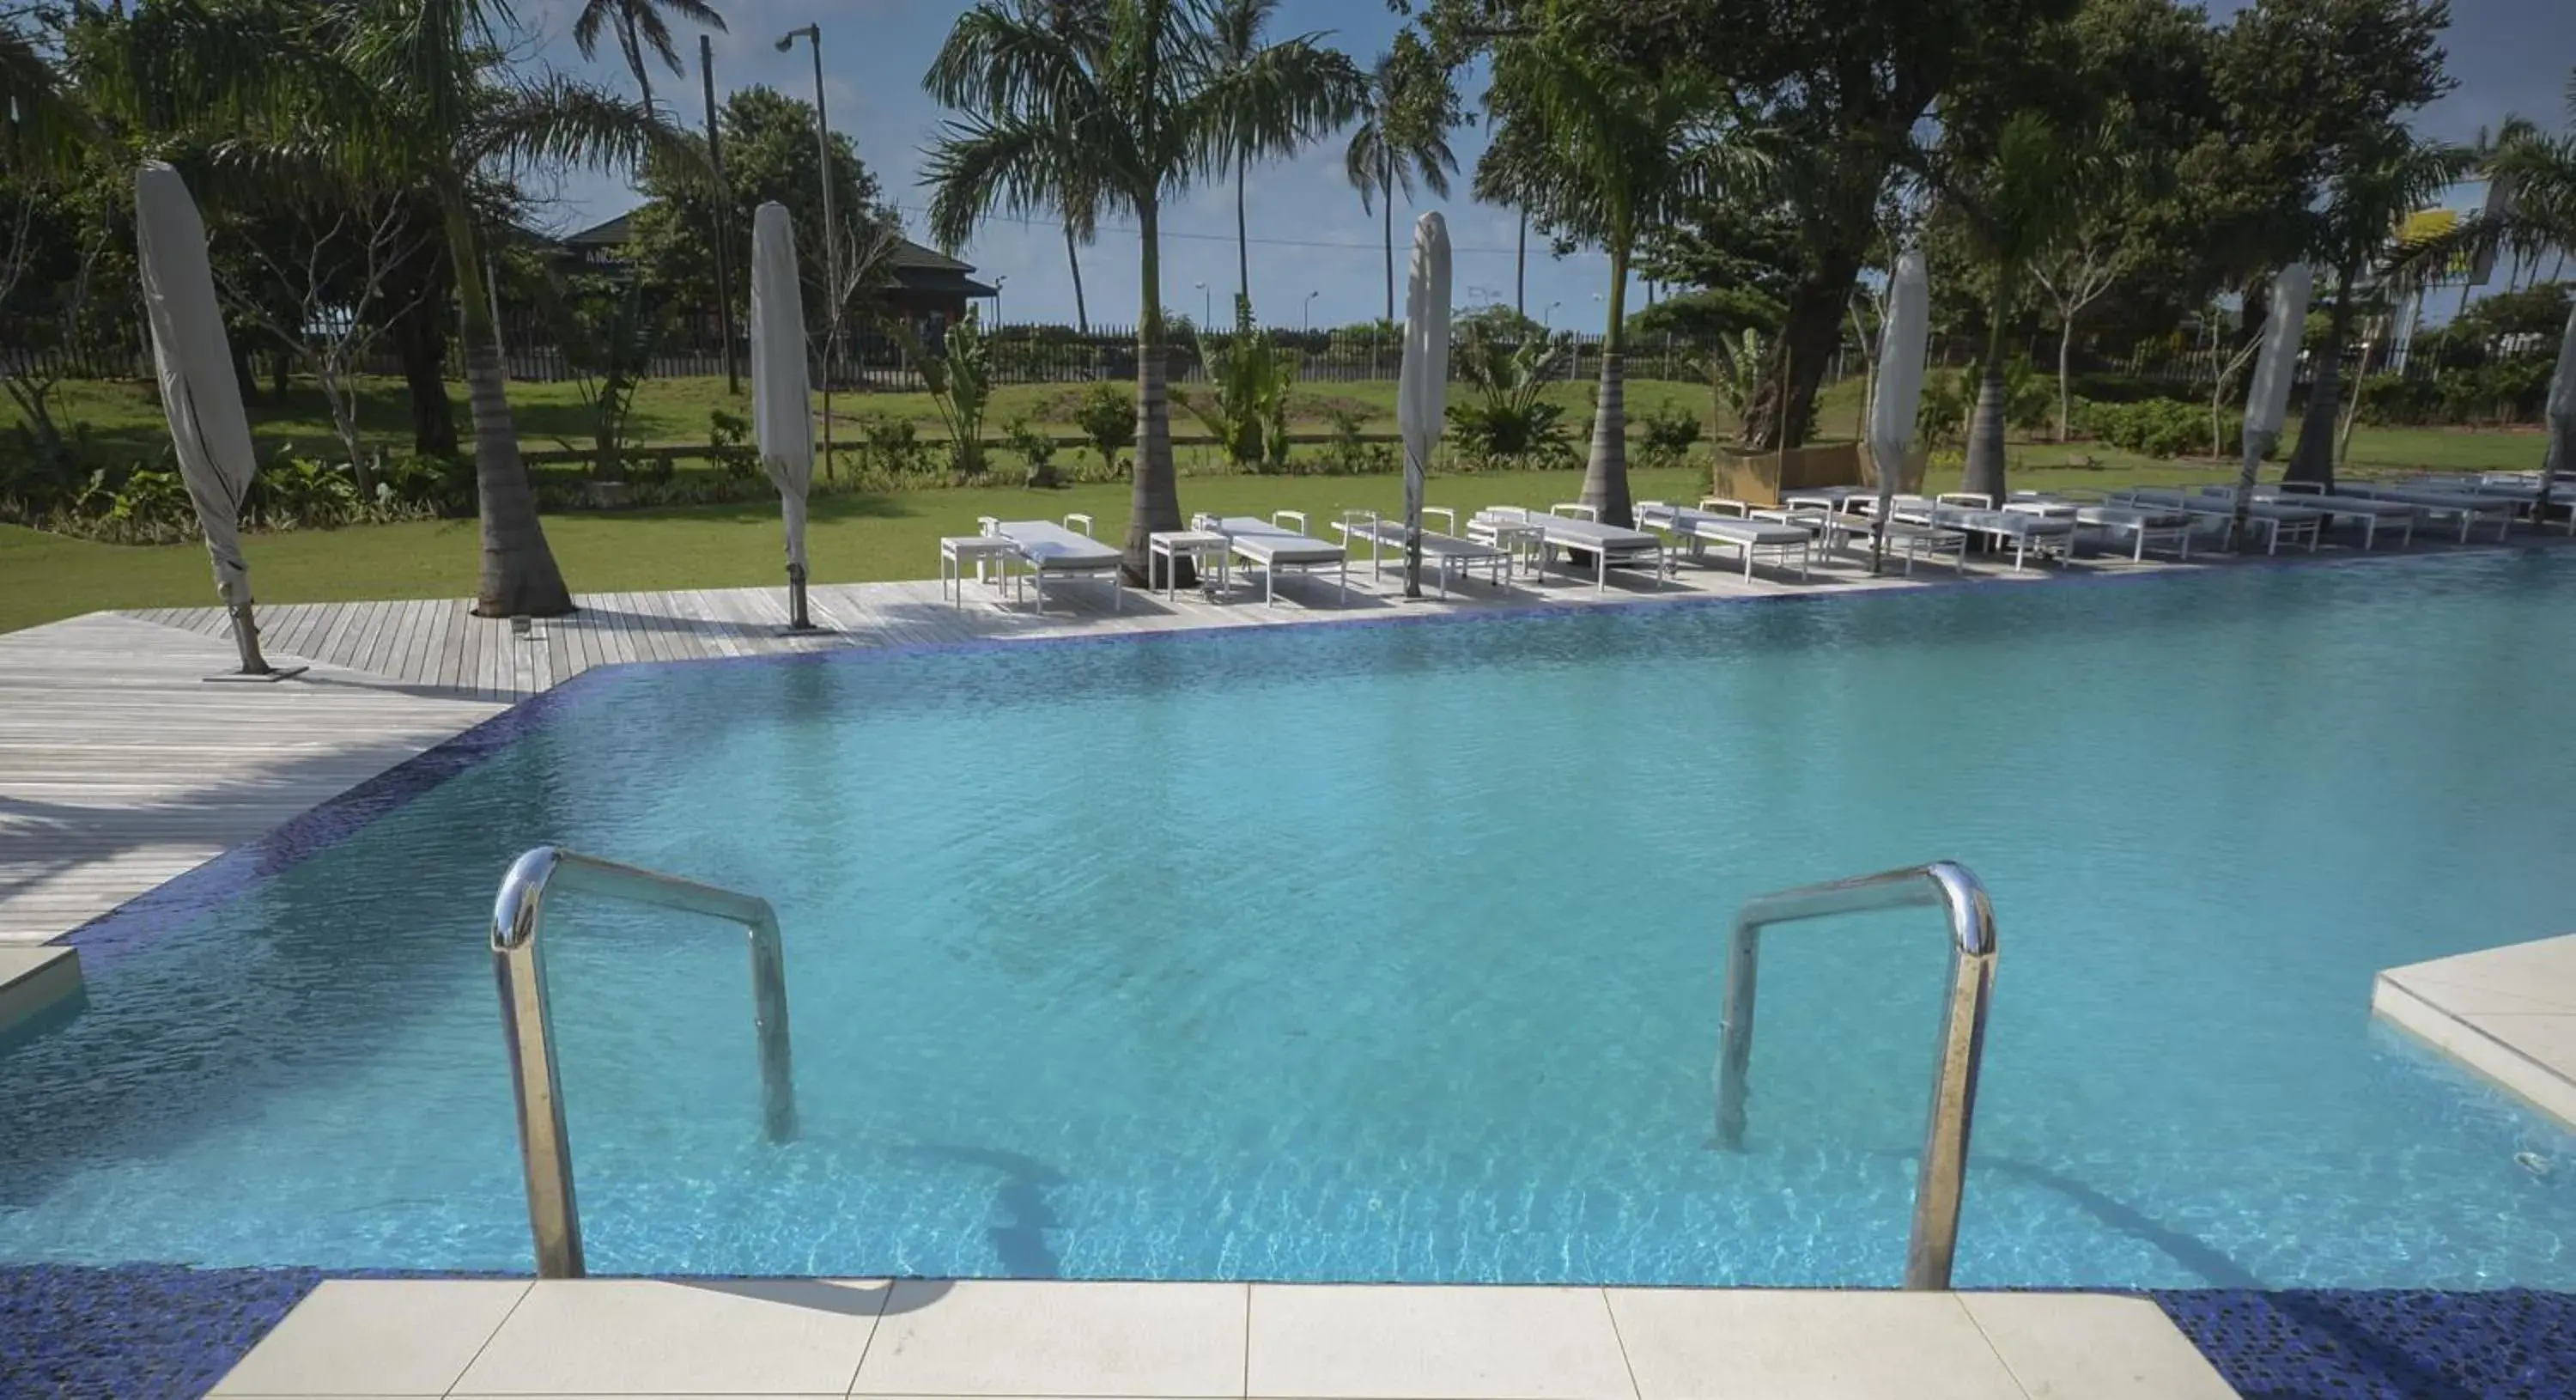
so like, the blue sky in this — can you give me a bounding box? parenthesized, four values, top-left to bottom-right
(525, 0, 2576, 331)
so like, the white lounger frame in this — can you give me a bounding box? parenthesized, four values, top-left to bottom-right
(979, 513, 1123, 614)
(1635, 499, 1813, 581)
(1331, 508, 1514, 595)
(1193, 511, 1350, 606)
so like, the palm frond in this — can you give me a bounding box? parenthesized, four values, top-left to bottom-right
(470, 74, 700, 180)
(1, 20, 96, 173)
(923, 114, 1097, 250)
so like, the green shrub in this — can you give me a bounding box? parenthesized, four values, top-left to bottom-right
(1072, 384, 1135, 476)
(1316, 406, 1395, 475)
(255, 449, 361, 527)
(1449, 325, 1574, 468)
(1005, 415, 1061, 488)
(375, 453, 475, 515)
(708, 410, 760, 482)
(1635, 402, 1703, 469)
(856, 414, 927, 476)
(2082, 397, 2242, 458)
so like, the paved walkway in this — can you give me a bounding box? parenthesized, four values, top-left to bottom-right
(2377, 932, 2576, 1129)
(210, 1277, 2239, 1399)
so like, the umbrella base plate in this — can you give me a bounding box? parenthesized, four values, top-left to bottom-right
(202, 665, 311, 685)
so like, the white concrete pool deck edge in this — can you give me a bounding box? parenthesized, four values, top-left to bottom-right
(210, 1276, 2242, 1399)
(2374, 932, 2576, 1129)
(0, 945, 81, 1037)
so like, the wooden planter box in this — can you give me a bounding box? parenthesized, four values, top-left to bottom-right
(1710, 441, 1928, 505)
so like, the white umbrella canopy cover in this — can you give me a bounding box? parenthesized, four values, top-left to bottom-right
(1868, 246, 1930, 497)
(135, 161, 258, 610)
(750, 200, 814, 575)
(2245, 262, 2312, 439)
(1397, 211, 1452, 594)
(2542, 297, 2576, 502)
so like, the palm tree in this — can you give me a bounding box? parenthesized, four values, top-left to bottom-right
(122, 0, 698, 614)
(1481, 27, 1746, 527)
(1208, 0, 1361, 301)
(570, 0, 726, 114)
(1343, 36, 1455, 325)
(2283, 125, 2472, 490)
(1946, 112, 2087, 504)
(1, 19, 95, 174)
(925, 0, 1351, 583)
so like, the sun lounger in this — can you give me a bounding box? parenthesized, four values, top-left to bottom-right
(2007, 490, 2194, 561)
(2335, 483, 2517, 542)
(1329, 508, 1514, 596)
(1914, 493, 2077, 570)
(2208, 485, 2418, 550)
(1467, 504, 1671, 592)
(1636, 499, 1813, 581)
(1821, 494, 1970, 575)
(2412, 475, 2576, 533)
(2111, 488, 2322, 555)
(981, 514, 1123, 613)
(1193, 511, 1349, 606)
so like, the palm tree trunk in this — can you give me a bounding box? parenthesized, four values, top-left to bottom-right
(1962, 277, 2013, 503)
(1125, 198, 1184, 586)
(1382, 169, 1394, 326)
(2285, 260, 2357, 490)
(1235, 162, 1249, 302)
(448, 201, 572, 617)
(1579, 239, 1634, 527)
(1064, 224, 1089, 336)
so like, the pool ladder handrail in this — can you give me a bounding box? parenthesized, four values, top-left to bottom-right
(490, 845, 798, 1279)
(1714, 861, 1996, 1291)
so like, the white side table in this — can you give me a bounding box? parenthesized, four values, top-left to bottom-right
(1148, 529, 1232, 600)
(941, 535, 1024, 607)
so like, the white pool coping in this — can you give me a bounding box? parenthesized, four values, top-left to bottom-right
(0, 945, 81, 1036)
(209, 1276, 2241, 1399)
(2374, 932, 2576, 1129)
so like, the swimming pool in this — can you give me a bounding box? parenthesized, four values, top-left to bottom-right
(4, 551, 2574, 1289)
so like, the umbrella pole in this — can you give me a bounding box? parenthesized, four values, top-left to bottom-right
(785, 563, 815, 631)
(210, 601, 307, 682)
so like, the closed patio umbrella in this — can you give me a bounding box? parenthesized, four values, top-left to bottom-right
(750, 201, 816, 630)
(1397, 211, 1452, 598)
(1867, 247, 1929, 574)
(136, 161, 302, 680)
(2232, 263, 2312, 550)
(2540, 297, 2576, 520)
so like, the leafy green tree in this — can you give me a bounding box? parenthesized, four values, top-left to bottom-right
(1480, 18, 1752, 526)
(1345, 33, 1458, 325)
(925, 0, 1352, 582)
(629, 86, 892, 340)
(571, 0, 726, 113)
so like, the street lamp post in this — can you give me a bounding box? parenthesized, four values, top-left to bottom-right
(699, 35, 737, 395)
(776, 24, 835, 478)
(1303, 289, 1318, 333)
(1194, 280, 1209, 328)
(1543, 299, 1559, 328)
(993, 273, 1005, 326)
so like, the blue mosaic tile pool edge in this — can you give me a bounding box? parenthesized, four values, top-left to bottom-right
(7, 1265, 2571, 1400)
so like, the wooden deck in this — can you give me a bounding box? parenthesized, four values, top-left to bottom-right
(0, 613, 502, 944)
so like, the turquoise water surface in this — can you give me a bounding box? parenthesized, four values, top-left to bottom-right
(3, 551, 2574, 1287)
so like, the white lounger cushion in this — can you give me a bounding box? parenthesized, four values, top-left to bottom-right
(1206, 516, 1346, 565)
(991, 520, 1121, 568)
(1638, 504, 1811, 547)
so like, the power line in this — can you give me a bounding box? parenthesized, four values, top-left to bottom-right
(886, 201, 1533, 256)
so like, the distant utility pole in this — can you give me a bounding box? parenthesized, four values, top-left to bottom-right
(1516, 208, 1527, 317)
(778, 23, 835, 478)
(701, 34, 738, 395)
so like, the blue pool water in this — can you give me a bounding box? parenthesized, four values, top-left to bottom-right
(4, 551, 2575, 1289)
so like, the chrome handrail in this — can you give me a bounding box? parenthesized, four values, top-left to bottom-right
(1713, 861, 1996, 1290)
(489, 845, 798, 1278)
